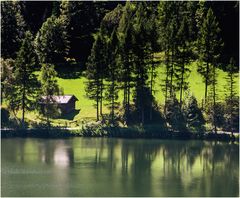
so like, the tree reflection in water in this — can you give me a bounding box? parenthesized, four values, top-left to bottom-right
(1, 138, 239, 197)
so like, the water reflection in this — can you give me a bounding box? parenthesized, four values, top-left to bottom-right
(1, 138, 239, 197)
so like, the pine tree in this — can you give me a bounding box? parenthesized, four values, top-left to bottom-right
(174, 16, 191, 108)
(1, 58, 20, 121)
(34, 15, 69, 64)
(132, 2, 152, 125)
(1, 58, 15, 104)
(1, 1, 26, 59)
(40, 64, 61, 128)
(14, 31, 40, 128)
(158, 2, 180, 105)
(117, 2, 135, 124)
(145, 4, 159, 121)
(225, 58, 239, 135)
(165, 97, 187, 132)
(105, 29, 120, 125)
(85, 34, 105, 121)
(197, 8, 223, 104)
(197, 8, 223, 133)
(184, 96, 205, 133)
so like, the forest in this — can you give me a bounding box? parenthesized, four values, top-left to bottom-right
(1, 1, 239, 137)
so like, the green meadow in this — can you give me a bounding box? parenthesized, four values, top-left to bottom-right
(10, 60, 236, 128)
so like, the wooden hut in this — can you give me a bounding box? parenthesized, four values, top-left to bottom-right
(39, 95, 78, 115)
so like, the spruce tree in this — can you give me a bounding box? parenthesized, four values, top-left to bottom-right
(105, 29, 120, 125)
(197, 8, 223, 104)
(34, 15, 69, 64)
(1, 58, 20, 121)
(132, 2, 151, 125)
(225, 58, 239, 135)
(1, 1, 26, 59)
(165, 97, 187, 132)
(85, 34, 105, 121)
(158, 2, 180, 105)
(184, 96, 205, 133)
(14, 31, 40, 128)
(40, 64, 61, 128)
(197, 8, 223, 133)
(146, 5, 159, 121)
(117, 2, 135, 124)
(174, 16, 191, 108)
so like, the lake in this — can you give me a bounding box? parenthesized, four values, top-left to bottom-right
(1, 138, 239, 197)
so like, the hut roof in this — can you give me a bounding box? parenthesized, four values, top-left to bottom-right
(40, 95, 78, 104)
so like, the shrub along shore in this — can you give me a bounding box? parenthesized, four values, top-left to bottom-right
(1, 125, 237, 142)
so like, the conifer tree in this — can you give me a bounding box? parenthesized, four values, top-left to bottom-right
(14, 31, 40, 128)
(174, 16, 191, 108)
(146, 5, 159, 121)
(184, 96, 205, 133)
(197, 8, 223, 104)
(165, 97, 187, 132)
(132, 2, 152, 125)
(158, 2, 180, 105)
(1, 1, 26, 59)
(117, 2, 135, 124)
(85, 34, 105, 121)
(105, 29, 120, 124)
(225, 58, 239, 135)
(40, 64, 61, 128)
(1, 58, 20, 120)
(198, 8, 223, 133)
(35, 15, 69, 64)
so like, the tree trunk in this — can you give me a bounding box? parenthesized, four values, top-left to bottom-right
(100, 82, 102, 117)
(170, 49, 174, 97)
(126, 55, 131, 123)
(205, 62, 209, 103)
(179, 56, 185, 108)
(230, 72, 233, 136)
(111, 75, 115, 124)
(46, 101, 51, 130)
(164, 51, 169, 115)
(96, 92, 99, 121)
(21, 87, 26, 129)
(141, 107, 144, 126)
(149, 53, 154, 121)
(213, 65, 217, 133)
(127, 81, 130, 122)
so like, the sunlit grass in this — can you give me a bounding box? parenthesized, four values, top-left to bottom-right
(6, 60, 239, 128)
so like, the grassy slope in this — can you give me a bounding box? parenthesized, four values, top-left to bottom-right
(11, 61, 239, 127)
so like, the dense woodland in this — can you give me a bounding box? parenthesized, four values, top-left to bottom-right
(1, 1, 239, 135)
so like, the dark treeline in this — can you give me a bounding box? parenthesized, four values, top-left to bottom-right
(1, 1, 123, 63)
(1, 1, 239, 135)
(84, 1, 239, 135)
(1, 1, 238, 65)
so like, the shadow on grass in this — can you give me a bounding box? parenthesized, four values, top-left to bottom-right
(55, 62, 85, 79)
(59, 109, 81, 120)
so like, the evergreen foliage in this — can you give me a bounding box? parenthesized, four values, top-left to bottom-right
(13, 31, 40, 127)
(104, 29, 120, 124)
(197, 8, 223, 102)
(35, 15, 69, 64)
(1, 58, 19, 120)
(85, 34, 105, 121)
(40, 64, 61, 128)
(117, 2, 135, 124)
(1, 1, 26, 58)
(165, 97, 187, 132)
(1, 1, 238, 134)
(224, 58, 239, 134)
(184, 96, 205, 133)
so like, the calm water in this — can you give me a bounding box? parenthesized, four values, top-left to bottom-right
(1, 138, 239, 197)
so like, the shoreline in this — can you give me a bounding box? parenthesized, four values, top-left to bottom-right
(1, 127, 238, 142)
